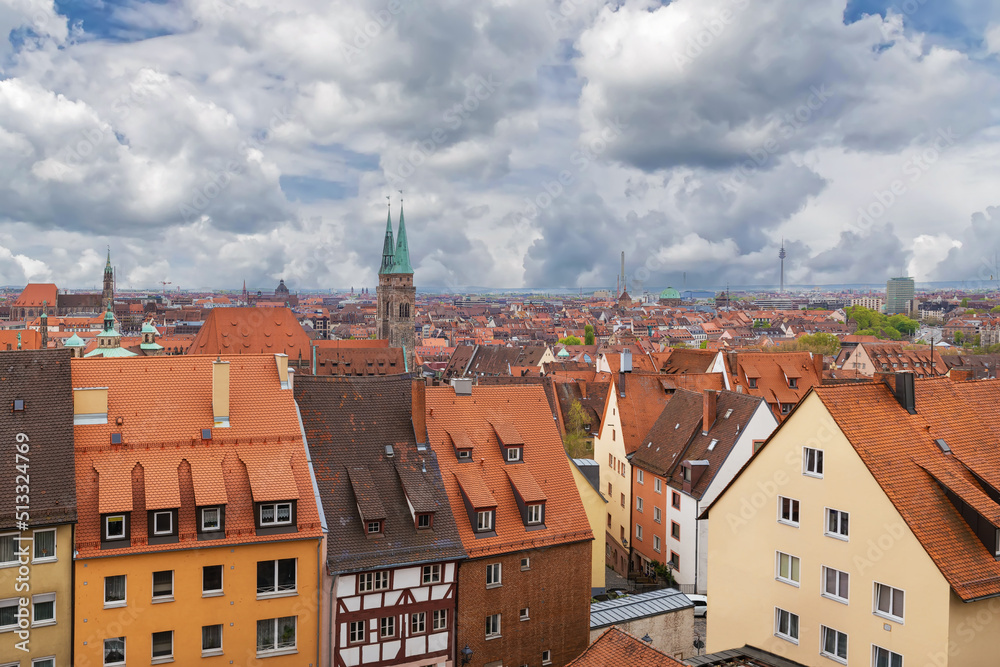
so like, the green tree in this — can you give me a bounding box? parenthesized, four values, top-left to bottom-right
(961, 297, 970, 307)
(559, 336, 582, 346)
(954, 331, 964, 345)
(887, 314, 918, 336)
(584, 324, 595, 346)
(990, 306, 1000, 313)
(563, 400, 591, 458)
(795, 332, 841, 356)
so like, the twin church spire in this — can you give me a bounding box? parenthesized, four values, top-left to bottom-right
(379, 198, 413, 276)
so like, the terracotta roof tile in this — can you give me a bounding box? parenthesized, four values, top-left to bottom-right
(348, 466, 387, 521)
(566, 627, 684, 667)
(187, 307, 312, 359)
(505, 466, 547, 503)
(454, 466, 499, 508)
(143, 463, 181, 510)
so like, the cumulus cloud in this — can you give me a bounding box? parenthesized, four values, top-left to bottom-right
(0, 0, 997, 290)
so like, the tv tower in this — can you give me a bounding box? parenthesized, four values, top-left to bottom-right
(779, 239, 787, 293)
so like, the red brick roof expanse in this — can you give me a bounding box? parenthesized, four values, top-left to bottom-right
(566, 627, 684, 667)
(13, 283, 58, 308)
(725, 352, 823, 418)
(187, 306, 312, 359)
(72, 355, 320, 558)
(603, 373, 675, 455)
(815, 377, 1000, 601)
(426, 385, 593, 559)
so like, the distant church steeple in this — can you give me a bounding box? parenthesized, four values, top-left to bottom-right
(102, 247, 115, 311)
(376, 195, 416, 372)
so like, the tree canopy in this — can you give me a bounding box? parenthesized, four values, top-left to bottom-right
(558, 336, 582, 346)
(584, 324, 595, 346)
(844, 306, 918, 340)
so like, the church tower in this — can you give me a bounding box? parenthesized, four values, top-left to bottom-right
(102, 248, 115, 312)
(375, 199, 416, 372)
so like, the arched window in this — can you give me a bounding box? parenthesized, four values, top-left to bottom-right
(399, 303, 410, 318)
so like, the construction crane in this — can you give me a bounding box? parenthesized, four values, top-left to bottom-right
(160, 280, 172, 300)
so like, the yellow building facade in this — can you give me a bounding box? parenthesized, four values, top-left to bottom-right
(707, 389, 1000, 666)
(569, 457, 608, 595)
(0, 523, 74, 667)
(74, 539, 320, 666)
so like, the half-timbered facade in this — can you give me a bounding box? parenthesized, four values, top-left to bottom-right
(295, 374, 466, 667)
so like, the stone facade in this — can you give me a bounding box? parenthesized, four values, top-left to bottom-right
(377, 272, 416, 371)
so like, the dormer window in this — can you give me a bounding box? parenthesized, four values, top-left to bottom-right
(457, 448, 472, 461)
(788, 378, 797, 389)
(476, 510, 495, 532)
(105, 514, 127, 541)
(367, 520, 383, 535)
(681, 465, 691, 483)
(259, 502, 293, 527)
(506, 446, 522, 463)
(527, 503, 543, 525)
(416, 513, 433, 530)
(747, 378, 757, 388)
(151, 511, 174, 536)
(200, 507, 224, 534)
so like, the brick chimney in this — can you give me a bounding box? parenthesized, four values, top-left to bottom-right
(950, 368, 975, 382)
(579, 380, 588, 399)
(703, 389, 718, 435)
(412, 378, 428, 447)
(812, 352, 824, 378)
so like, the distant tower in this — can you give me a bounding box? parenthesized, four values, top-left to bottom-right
(375, 197, 416, 372)
(779, 239, 787, 293)
(620, 251, 626, 297)
(40, 301, 48, 349)
(102, 247, 115, 311)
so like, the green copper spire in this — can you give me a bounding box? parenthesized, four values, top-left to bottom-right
(379, 201, 396, 275)
(390, 201, 413, 274)
(102, 307, 118, 335)
(106, 246, 112, 269)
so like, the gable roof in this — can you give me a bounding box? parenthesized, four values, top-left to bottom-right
(426, 385, 593, 558)
(13, 283, 58, 308)
(0, 350, 76, 528)
(814, 377, 1000, 601)
(604, 373, 674, 455)
(187, 307, 312, 360)
(294, 375, 465, 574)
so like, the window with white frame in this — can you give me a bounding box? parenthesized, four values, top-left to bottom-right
(520, 607, 529, 621)
(411, 611, 426, 634)
(476, 510, 494, 532)
(778, 496, 800, 526)
(653, 535, 661, 553)
(823, 567, 849, 603)
(104, 637, 126, 665)
(349, 620, 364, 643)
(826, 508, 849, 539)
(521, 556, 531, 570)
(486, 563, 501, 587)
(259, 502, 293, 526)
(820, 626, 847, 663)
(33, 529, 55, 561)
(873, 645, 903, 667)
(422, 564, 442, 584)
(542, 649, 552, 665)
(776, 552, 800, 585)
(152, 630, 173, 661)
(31, 658, 54, 667)
(152, 570, 173, 600)
(636, 497, 644, 512)
(635, 524, 643, 541)
(201, 507, 222, 532)
(485, 613, 501, 638)
(202, 624, 223, 654)
(803, 447, 824, 477)
(152, 511, 173, 536)
(0, 533, 16, 565)
(527, 504, 543, 524)
(654, 478, 662, 493)
(380, 616, 396, 638)
(31, 593, 55, 626)
(257, 616, 296, 654)
(506, 447, 521, 462)
(203, 565, 223, 595)
(104, 575, 126, 607)
(774, 608, 799, 643)
(0, 598, 18, 631)
(654, 507, 661, 523)
(105, 515, 126, 541)
(257, 559, 296, 595)
(637, 469, 644, 484)
(874, 583, 905, 622)
(433, 609, 448, 631)
(358, 571, 390, 592)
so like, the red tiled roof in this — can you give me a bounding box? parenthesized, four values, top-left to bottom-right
(603, 373, 674, 455)
(72, 355, 320, 558)
(13, 283, 58, 308)
(453, 466, 498, 508)
(187, 307, 312, 359)
(427, 385, 593, 558)
(505, 465, 547, 503)
(566, 627, 684, 667)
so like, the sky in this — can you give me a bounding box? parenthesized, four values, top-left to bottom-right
(0, 0, 999, 292)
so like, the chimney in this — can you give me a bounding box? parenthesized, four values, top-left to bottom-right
(213, 359, 230, 427)
(286, 368, 295, 392)
(275, 353, 290, 389)
(703, 390, 717, 435)
(412, 378, 428, 449)
(451, 378, 473, 396)
(622, 348, 633, 372)
(619, 371, 626, 398)
(812, 351, 824, 377)
(882, 371, 916, 414)
(579, 379, 588, 399)
(950, 368, 975, 382)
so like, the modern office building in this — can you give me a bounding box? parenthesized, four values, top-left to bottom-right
(886, 277, 915, 315)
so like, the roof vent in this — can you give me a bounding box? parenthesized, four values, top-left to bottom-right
(935, 438, 951, 454)
(451, 378, 473, 396)
(708, 439, 719, 451)
(12, 399, 24, 412)
(110, 433, 122, 445)
(202, 429, 212, 441)
(385, 444, 395, 458)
